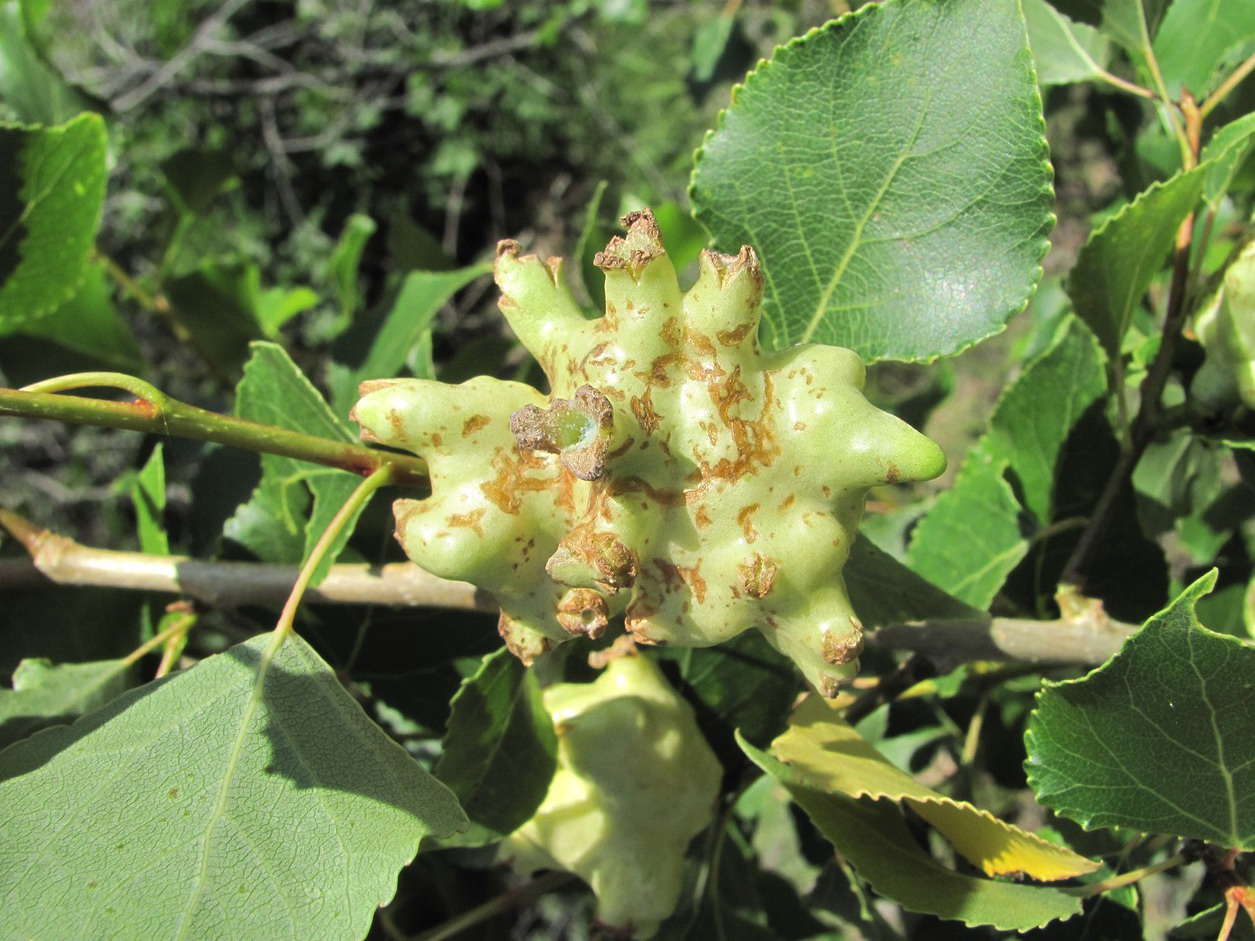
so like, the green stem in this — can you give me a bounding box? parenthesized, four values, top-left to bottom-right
(271, 464, 394, 644)
(0, 374, 428, 488)
(1066, 852, 1188, 898)
(1201, 50, 1255, 120)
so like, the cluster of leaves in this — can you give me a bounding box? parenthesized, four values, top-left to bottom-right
(1, 0, 1254, 939)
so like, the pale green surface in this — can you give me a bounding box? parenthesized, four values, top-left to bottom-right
(0, 657, 130, 750)
(0, 633, 467, 941)
(1026, 572, 1255, 849)
(691, 0, 1052, 361)
(740, 735, 1083, 930)
(355, 213, 946, 695)
(0, 114, 107, 330)
(1068, 166, 1206, 360)
(506, 654, 722, 939)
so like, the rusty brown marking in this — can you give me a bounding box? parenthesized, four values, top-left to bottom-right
(822, 627, 864, 665)
(794, 421, 806, 432)
(779, 494, 796, 512)
(687, 329, 718, 361)
(738, 554, 777, 598)
(462, 414, 491, 438)
(716, 321, 754, 347)
(694, 505, 712, 529)
(557, 589, 610, 639)
(822, 485, 832, 498)
(885, 461, 900, 484)
(737, 504, 760, 543)
(431, 432, 443, 448)
(610, 475, 686, 507)
(498, 611, 552, 665)
(446, 508, 486, 536)
(481, 448, 550, 515)
(660, 316, 682, 350)
(678, 561, 707, 604)
(641, 351, 682, 388)
(652, 557, 685, 594)
(630, 388, 662, 434)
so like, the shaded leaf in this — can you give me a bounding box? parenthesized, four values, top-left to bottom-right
(328, 263, 490, 415)
(654, 629, 798, 753)
(1153, 0, 1255, 97)
(328, 213, 377, 328)
(0, 656, 130, 750)
(907, 453, 1028, 608)
(130, 442, 169, 556)
(433, 647, 556, 845)
(225, 343, 363, 585)
(691, 0, 1053, 360)
(774, 697, 1098, 880)
(0, 633, 467, 939)
(740, 735, 1084, 930)
(845, 533, 983, 626)
(160, 147, 236, 217)
(1023, 0, 1112, 86)
(1200, 112, 1255, 207)
(2, 260, 143, 371)
(0, 113, 107, 330)
(1068, 167, 1206, 361)
(1025, 572, 1255, 849)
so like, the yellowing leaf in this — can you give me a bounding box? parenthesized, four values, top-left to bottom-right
(772, 697, 1098, 881)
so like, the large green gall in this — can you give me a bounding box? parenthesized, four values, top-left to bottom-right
(352, 210, 945, 695)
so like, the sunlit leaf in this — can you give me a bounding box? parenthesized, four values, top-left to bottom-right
(691, 0, 1052, 360)
(1026, 572, 1255, 849)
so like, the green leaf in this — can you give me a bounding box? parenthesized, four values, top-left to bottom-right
(1061, 0, 1157, 55)
(329, 213, 377, 328)
(690, 0, 1053, 360)
(255, 285, 319, 338)
(131, 443, 169, 556)
(0, 113, 108, 330)
(225, 343, 363, 584)
(845, 534, 983, 626)
(0, 657, 130, 750)
(654, 630, 798, 752)
(433, 647, 556, 845)
(160, 147, 236, 217)
(1025, 572, 1255, 849)
(907, 453, 1028, 608)
(1152, 0, 1255, 97)
(0, 2, 94, 124)
(982, 315, 1108, 524)
(0, 633, 467, 939)
(1023, 0, 1113, 85)
(328, 263, 490, 415)
(1067, 166, 1206, 361)
(164, 261, 267, 379)
(1200, 112, 1255, 207)
(2, 260, 143, 371)
(739, 735, 1084, 930)
(773, 698, 1098, 880)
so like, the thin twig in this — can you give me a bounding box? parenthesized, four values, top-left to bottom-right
(0, 377, 429, 488)
(0, 511, 1138, 666)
